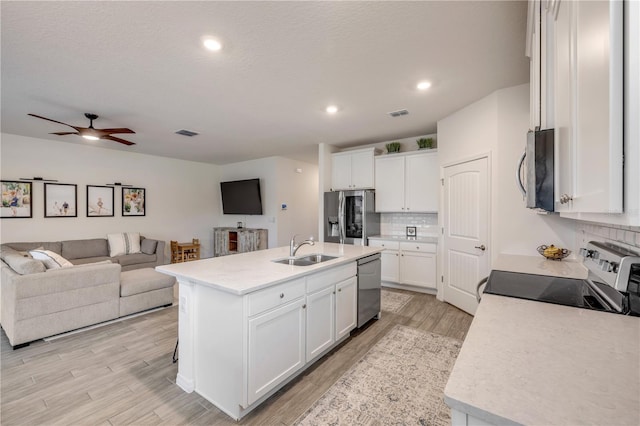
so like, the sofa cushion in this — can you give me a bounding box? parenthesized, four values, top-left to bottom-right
(62, 238, 109, 260)
(29, 250, 74, 269)
(113, 253, 156, 267)
(140, 239, 158, 255)
(71, 256, 112, 265)
(2, 254, 46, 275)
(120, 268, 176, 297)
(107, 232, 141, 257)
(3, 242, 62, 254)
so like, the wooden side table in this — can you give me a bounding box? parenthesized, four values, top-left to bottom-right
(172, 241, 201, 263)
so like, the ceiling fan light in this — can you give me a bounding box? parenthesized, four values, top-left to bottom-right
(82, 135, 100, 141)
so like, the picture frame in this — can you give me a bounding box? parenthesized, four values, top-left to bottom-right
(87, 185, 114, 217)
(122, 187, 145, 216)
(1, 180, 32, 218)
(406, 226, 417, 237)
(45, 183, 77, 218)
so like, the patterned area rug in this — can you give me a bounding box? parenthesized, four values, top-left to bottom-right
(294, 325, 462, 426)
(381, 289, 414, 313)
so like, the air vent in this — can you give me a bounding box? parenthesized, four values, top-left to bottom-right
(175, 129, 199, 137)
(388, 109, 409, 117)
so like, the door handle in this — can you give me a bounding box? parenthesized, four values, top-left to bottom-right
(474, 245, 486, 251)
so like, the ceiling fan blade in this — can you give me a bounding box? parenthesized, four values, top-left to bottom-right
(28, 114, 81, 130)
(101, 135, 136, 146)
(98, 128, 136, 135)
(50, 132, 79, 136)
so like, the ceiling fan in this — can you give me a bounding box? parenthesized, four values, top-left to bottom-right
(28, 113, 136, 146)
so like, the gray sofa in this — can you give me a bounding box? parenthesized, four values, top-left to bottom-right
(0, 237, 174, 348)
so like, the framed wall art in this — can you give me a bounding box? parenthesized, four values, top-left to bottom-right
(44, 183, 77, 218)
(123, 187, 145, 216)
(1, 180, 32, 218)
(87, 185, 114, 217)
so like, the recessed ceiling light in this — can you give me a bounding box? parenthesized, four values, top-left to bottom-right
(203, 38, 222, 51)
(326, 105, 338, 114)
(417, 81, 432, 90)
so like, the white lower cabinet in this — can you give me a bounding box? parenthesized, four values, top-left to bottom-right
(369, 240, 437, 290)
(335, 276, 357, 340)
(247, 262, 358, 408)
(247, 297, 306, 405)
(306, 285, 335, 361)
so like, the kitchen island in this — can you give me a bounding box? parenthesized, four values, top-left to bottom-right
(444, 293, 640, 425)
(156, 242, 382, 420)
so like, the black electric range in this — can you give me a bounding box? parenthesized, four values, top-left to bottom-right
(482, 241, 640, 316)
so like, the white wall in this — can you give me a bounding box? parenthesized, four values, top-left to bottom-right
(438, 84, 577, 263)
(217, 156, 318, 248)
(0, 133, 219, 258)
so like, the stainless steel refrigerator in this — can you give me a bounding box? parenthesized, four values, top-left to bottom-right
(324, 190, 380, 245)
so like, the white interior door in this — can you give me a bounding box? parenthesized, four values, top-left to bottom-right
(443, 157, 489, 315)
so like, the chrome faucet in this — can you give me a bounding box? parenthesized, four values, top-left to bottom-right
(290, 235, 315, 257)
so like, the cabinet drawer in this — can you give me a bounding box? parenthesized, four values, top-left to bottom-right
(307, 262, 356, 294)
(248, 278, 306, 316)
(368, 240, 400, 250)
(399, 242, 436, 253)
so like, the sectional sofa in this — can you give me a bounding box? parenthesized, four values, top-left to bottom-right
(0, 236, 175, 348)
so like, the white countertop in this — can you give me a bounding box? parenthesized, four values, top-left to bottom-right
(156, 242, 382, 295)
(444, 294, 640, 425)
(493, 253, 588, 279)
(368, 234, 438, 244)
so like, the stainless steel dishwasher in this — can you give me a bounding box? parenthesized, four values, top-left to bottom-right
(357, 253, 381, 327)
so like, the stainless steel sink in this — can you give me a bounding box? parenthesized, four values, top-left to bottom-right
(272, 254, 338, 266)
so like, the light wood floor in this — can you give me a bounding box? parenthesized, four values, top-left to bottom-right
(0, 289, 472, 425)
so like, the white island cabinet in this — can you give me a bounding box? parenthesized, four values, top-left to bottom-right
(156, 243, 381, 421)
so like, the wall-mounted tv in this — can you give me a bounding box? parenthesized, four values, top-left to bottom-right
(220, 178, 263, 215)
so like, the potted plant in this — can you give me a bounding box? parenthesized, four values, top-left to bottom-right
(417, 137, 434, 149)
(386, 142, 401, 153)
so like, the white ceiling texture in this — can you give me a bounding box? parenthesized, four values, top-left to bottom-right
(1, 1, 529, 165)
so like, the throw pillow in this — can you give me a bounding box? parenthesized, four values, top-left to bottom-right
(29, 249, 74, 270)
(140, 239, 158, 255)
(46, 260, 113, 272)
(2, 253, 46, 275)
(107, 232, 141, 257)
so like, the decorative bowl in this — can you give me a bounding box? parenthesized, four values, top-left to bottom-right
(537, 245, 570, 261)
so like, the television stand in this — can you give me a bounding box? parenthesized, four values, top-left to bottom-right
(213, 227, 268, 257)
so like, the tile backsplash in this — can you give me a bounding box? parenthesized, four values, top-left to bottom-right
(380, 213, 439, 237)
(577, 221, 640, 253)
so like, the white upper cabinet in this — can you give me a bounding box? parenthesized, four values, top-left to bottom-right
(375, 151, 438, 213)
(331, 148, 376, 190)
(547, 0, 624, 213)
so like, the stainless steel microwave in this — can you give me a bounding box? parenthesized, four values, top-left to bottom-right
(517, 128, 554, 212)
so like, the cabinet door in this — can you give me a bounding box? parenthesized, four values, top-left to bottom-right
(405, 153, 439, 212)
(350, 150, 375, 189)
(247, 298, 305, 405)
(554, 0, 623, 213)
(553, 0, 575, 212)
(380, 249, 400, 283)
(375, 156, 405, 212)
(400, 251, 436, 289)
(335, 276, 357, 340)
(331, 154, 352, 190)
(306, 285, 335, 361)
(572, 0, 623, 213)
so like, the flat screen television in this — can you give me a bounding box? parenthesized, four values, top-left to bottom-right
(220, 178, 263, 215)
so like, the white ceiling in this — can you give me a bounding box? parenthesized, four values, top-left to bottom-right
(1, 1, 529, 165)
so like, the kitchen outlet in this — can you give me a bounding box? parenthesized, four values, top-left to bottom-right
(281, 203, 287, 210)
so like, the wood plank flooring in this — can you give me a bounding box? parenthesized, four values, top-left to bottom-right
(0, 289, 472, 425)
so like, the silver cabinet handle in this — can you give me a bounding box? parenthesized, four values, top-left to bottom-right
(474, 245, 486, 251)
(338, 288, 342, 292)
(559, 194, 573, 204)
(280, 293, 284, 298)
(476, 276, 489, 303)
(302, 304, 306, 309)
